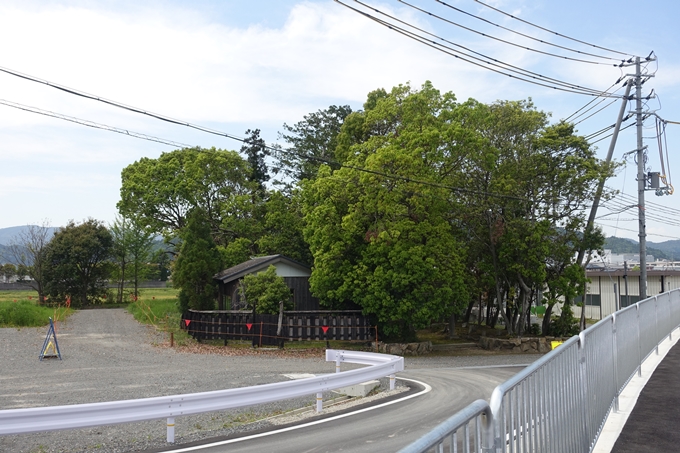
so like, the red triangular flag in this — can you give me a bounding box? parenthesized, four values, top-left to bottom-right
(246, 323, 253, 331)
(184, 320, 191, 326)
(322, 326, 329, 333)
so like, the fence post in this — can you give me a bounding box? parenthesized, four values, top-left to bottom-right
(316, 392, 323, 413)
(166, 417, 175, 443)
(611, 313, 620, 412)
(634, 303, 642, 377)
(578, 332, 590, 452)
(481, 410, 496, 453)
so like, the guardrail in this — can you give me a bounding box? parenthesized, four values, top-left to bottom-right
(0, 349, 403, 443)
(400, 289, 680, 453)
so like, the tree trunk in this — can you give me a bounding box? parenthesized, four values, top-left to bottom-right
(277, 300, 284, 348)
(462, 298, 475, 324)
(448, 313, 456, 339)
(542, 303, 555, 336)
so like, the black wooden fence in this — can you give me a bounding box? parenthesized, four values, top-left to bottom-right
(181, 310, 374, 346)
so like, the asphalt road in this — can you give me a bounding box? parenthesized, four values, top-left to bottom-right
(150, 366, 522, 453)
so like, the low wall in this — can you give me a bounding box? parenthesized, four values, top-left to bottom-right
(377, 341, 433, 356)
(479, 336, 555, 353)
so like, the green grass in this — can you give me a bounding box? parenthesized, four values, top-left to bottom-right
(0, 299, 70, 327)
(126, 287, 192, 345)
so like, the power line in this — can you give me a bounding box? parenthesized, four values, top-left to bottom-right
(336, 1, 622, 97)
(396, 0, 618, 65)
(595, 222, 680, 240)
(471, 0, 637, 58)
(0, 99, 192, 149)
(0, 66, 531, 203)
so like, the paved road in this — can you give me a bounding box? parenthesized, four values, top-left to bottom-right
(149, 366, 523, 453)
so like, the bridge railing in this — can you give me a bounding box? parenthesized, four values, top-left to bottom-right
(0, 350, 403, 443)
(400, 288, 680, 453)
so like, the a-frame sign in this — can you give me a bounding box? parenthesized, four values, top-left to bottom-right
(39, 317, 62, 361)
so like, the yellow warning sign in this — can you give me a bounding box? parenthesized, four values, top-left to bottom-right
(551, 341, 564, 350)
(42, 340, 58, 357)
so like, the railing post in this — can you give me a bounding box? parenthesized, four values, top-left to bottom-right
(578, 333, 590, 452)
(636, 303, 643, 377)
(481, 410, 496, 453)
(336, 356, 341, 374)
(655, 296, 660, 355)
(167, 417, 175, 443)
(389, 374, 396, 390)
(316, 392, 323, 413)
(611, 313, 620, 412)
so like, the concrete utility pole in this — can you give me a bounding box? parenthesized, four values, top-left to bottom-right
(635, 56, 648, 299)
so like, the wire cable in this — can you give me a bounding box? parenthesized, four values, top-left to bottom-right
(0, 98, 192, 149)
(336, 1, 621, 97)
(471, 0, 638, 58)
(348, 0, 610, 95)
(397, 0, 618, 65)
(0, 66, 530, 203)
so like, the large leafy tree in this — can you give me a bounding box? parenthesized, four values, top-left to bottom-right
(117, 147, 255, 242)
(302, 83, 470, 341)
(173, 209, 223, 312)
(44, 219, 114, 307)
(457, 100, 614, 335)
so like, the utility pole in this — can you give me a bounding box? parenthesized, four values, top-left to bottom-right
(635, 57, 648, 299)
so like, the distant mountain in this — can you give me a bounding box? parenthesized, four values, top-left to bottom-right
(647, 240, 680, 260)
(0, 225, 58, 246)
(0, 226, 58, 265)
(604, 236, 671, 260)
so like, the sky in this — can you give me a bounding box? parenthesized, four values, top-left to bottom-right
(1, 0, 679, 243)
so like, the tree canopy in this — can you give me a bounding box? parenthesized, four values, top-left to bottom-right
(44, 219, 114, 307)
(302, 82, 613, 339)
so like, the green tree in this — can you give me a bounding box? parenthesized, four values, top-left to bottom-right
(457, 100, 613, 335)
(173, 209, 223, 312)
(275, 105, 352, 185)
(44, 219, 114, 307)
(302, 83, 470, 341)
(110, 215, 156, 302)
(241, 265, 292, 345)
(241, 265, 292, 315)
(118, 147, 255, 242)
(257, 190, 312, 265)
(241, 128, 270, 193)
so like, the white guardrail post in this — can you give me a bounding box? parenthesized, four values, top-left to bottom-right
(0, 350, 403, 443)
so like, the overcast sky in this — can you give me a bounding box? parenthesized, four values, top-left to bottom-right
(1, 0, 679, 242)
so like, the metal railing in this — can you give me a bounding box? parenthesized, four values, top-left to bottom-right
(0, 349, 403, 443)
(400, 289, 680, 453)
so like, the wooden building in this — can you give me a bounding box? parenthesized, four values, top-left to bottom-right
(213, 255, 320, 311)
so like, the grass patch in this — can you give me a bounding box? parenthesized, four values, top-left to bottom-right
(0, 299, 71, 327)
(126, 287, 192, 346)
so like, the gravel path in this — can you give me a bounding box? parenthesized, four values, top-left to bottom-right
(0, 309, 541, 453)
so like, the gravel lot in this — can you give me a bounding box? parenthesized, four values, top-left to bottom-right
(0, 309, 541, 453)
